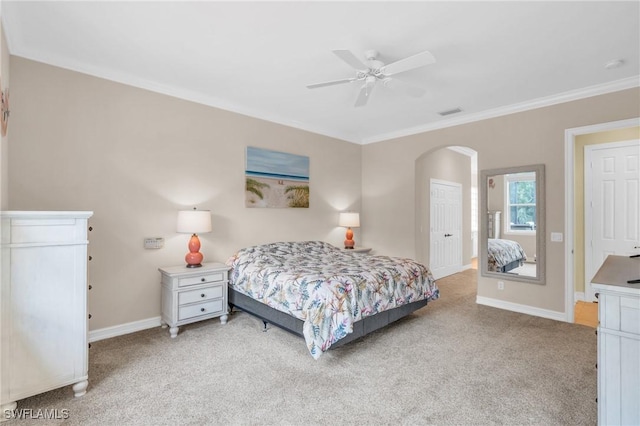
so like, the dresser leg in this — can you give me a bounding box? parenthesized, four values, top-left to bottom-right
(220, 314, 228, 325)
(72, 380, 88, 397)
(169, 326, 179, 338)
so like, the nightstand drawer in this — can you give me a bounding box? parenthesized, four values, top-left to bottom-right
(178, 299, 224, 321)
(178, 285, 223, 305)
(178, 272, 225, 288)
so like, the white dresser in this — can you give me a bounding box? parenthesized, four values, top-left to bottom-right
(591, 255, 640, 426)
(159, 263, 230, 338)
(1, 211, 93, 420)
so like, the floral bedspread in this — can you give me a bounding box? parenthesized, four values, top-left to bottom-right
(487, 238, 527, 271)
(226, 241, 439, 359)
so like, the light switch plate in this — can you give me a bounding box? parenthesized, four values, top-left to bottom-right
(550, 232, 563, 242)
(144, 237, 164, 249)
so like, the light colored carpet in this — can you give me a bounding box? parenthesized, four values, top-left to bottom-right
(7, 269, 597, 425)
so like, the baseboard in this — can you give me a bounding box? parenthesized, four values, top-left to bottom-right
(462, 263, 473, 271)
(89, 316, 162, 343)
(475, 296, 567, 322)
(574, 292, 586, 302)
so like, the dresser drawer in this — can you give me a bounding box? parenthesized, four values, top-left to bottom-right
(600, 293, 640, 333)
(178, 285, 224, 305)
(620, 296, 640, 334)
(10, 218, 86, 244)
(178, 271, 225, 288)
(178, 300, 224, 321)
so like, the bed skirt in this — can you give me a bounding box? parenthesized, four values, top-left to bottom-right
(228, 288, 429, 349)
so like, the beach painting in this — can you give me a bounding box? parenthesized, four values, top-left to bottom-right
(245, 147, 310, 208)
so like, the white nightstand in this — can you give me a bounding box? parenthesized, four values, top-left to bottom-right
(159, 262, 230, 338)
(345, 247, 372, 254)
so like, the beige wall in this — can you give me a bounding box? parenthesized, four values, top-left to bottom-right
(574, 126, 640, 294)
(8, 57, 362, 331)
(362, 88, 640, 313)
(7, 53, 640, 329)
(415, 147, 472, 268)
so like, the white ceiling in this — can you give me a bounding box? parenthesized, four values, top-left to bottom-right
(2, 1, 639, 144)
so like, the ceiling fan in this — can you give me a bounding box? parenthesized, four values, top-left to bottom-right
(306, 49, 436, 107)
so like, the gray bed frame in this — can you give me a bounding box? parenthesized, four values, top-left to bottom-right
(500, 259, 522, 273)
(228, 288, 429, 349)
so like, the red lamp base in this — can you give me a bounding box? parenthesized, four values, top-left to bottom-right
(185, 234, 204, 268)
(344, 227, 355, 249)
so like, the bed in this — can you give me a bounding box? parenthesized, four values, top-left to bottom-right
(226, 241, 439, 359)
(487, 238, 527, 273)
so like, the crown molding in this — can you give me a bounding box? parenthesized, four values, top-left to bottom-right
(361, 76, 640, 145)
(7, 43, 639, 147)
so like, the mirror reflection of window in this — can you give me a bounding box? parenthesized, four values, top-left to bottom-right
(480, 164, 545, 285)
(505, 172, 536, 233)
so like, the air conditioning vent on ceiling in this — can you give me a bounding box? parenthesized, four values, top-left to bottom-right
(438, 107, 462, 116)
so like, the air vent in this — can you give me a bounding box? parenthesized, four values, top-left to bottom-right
(438, 107, 462, 116)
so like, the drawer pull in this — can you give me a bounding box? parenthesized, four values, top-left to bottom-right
(200, 308, 206, 312)
(201, 278, 206, 282)
(201, 293, 206, 298)
(594, 292, 599, 299)
(88, 314, 92, 319)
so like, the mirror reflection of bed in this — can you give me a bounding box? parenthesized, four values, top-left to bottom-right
(488, 237, 535, 277)
(480, 164, 545, 283)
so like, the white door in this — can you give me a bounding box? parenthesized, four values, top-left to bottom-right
(430, 179, 463, 279)
(585, 140, 640, 301)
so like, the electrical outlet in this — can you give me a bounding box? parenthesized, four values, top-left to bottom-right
(144, 237, 164, 249)
(497, 281, 504, 290)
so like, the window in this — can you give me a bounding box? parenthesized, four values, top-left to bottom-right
(505, 172, 536, 233)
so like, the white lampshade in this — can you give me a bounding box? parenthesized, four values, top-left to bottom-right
(177, 210, 212, 234)
(339, 212, 360, 228)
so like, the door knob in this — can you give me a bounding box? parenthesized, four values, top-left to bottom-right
(444, 233, 452, 237)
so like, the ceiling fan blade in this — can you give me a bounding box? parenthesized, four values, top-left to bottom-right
(333, 49, 368, 70)
(354, 84, 374, 107)
(383, 78, 426, 98)
(380, 50, 436, 76)
(306, 78, 356, 89)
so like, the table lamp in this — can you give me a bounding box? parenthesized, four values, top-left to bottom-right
(339, 212, 360, 249)
(177, 209, 212, 268)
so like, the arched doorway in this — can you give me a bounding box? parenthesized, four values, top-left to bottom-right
(415, 146, 478, 279)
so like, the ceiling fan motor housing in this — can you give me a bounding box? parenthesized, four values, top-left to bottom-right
(364, 50, 384, 73)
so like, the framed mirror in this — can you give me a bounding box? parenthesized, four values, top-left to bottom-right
(480, 164, 545, 284)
